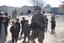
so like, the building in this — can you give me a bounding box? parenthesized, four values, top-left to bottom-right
(0, 5, 19, 16)
(43, 4, 51, 13)
(51, 7, 58, 14)
(1, 4, 64, 15)
(0, 5, 8, 13)
(43, 4, 64, 14)
(57, 2, 64, 14)
(0, 5, 35, 16)
(18, 6, 35, 15)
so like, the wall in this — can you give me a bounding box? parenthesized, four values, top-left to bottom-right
(7, 7, 18, 16)
(0, 6, 8, 13)
(57, 7, 64, 14)
(19, 6, 35, 15)
(0, 6, 35, 16)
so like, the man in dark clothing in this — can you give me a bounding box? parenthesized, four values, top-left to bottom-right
(0, 12, 7, 42)
(51, 14, 56, 32)
(45, 15, 48, 30)
(5, 13, 9, 26)
(51, 20, 56, 32)
(10, 21, 19, 43)
(4, 12, 9, 36)
(15, 19, 20, 37)
(31, 6, 46, 43)
(20, 17, 26, 36)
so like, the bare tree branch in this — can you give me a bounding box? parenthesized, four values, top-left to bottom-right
(29, 0, 46, 7)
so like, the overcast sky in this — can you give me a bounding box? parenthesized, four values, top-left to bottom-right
(0, 0, 64, 7)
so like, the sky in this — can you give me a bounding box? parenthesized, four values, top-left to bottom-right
(0, 0, 64, 7)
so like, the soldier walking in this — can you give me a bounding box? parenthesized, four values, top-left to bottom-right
(30, 6, 46, 43)
(12, 9, 18, 21)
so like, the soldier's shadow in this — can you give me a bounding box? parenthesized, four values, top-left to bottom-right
(7, 37, 24, 43)
(22, 41, 30, 43)
(18, 36, 24, 40)
(51, 31, 55, 35)
(7, 40, 12, 43)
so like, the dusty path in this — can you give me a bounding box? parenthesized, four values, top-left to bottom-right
(5, 14, 64, 43)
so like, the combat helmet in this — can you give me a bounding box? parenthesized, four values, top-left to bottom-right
(35, 6, 41, 10)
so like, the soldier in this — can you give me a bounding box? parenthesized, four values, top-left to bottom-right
(12, 9, 18, 21)
(31, 6, 46, 43)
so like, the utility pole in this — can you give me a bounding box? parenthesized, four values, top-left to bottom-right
(37, 0, 38, 6)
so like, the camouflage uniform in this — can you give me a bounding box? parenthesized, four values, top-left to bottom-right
(12, 9, 18, 21)
(31, 13, 46, 43)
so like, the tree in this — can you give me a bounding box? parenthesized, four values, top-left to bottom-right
(61, 4, 64, 8)
(29, 0, 46, 7)
(60, 1, 64, 8)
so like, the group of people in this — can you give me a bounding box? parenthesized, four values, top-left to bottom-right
(45, 14, 56, 32)
(0, 6, 56, 43)
(10, 17, 32, 43)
